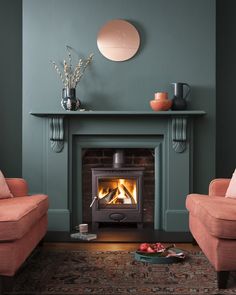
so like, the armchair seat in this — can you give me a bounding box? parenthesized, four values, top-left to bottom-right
(0, 195, 48, 241)
(186, 195, 236, 239)
(0, 178, 48, 282)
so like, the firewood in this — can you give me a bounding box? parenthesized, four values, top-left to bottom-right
(108, 195, 119, 204)
(120, 184, 136, 204)
(99, 188, 118, 205)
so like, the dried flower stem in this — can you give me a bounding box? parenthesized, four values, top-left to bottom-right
(66, 46, 73, 68)
(51, 61, 66, 86)
(51, 48, 93, 89)
(63, 60, 70, 88)
(74, 54, 93, 87)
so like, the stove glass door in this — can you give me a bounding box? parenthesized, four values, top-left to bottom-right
(97, 177, 137, 209)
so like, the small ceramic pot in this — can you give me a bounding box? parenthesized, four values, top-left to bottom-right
(154, 92, 168, 100)
(150, 92, 172, 111)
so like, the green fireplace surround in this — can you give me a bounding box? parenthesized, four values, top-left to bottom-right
(31, 110, 205, 232)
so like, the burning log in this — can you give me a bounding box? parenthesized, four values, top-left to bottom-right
(99, 188, 118, 205)
(98, 180, 136, 206)
(108, 194, 119, 204)
(119, 184, 136, 204)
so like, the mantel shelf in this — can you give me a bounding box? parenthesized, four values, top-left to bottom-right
(30, 110, 206, 153)
(30, 110, 206, 117)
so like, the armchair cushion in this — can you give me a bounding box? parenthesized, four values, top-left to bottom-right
(0, 195, 48, 241)
(0, 171, 13, 199)
(6, 178, 28, 197)
(186, 194, 236, 239)
(0, 202, 37, 222)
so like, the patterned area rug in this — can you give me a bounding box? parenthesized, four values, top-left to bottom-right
(5, 250, 236, 295)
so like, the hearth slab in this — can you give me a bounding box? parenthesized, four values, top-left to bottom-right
(45, 229, 193, 243)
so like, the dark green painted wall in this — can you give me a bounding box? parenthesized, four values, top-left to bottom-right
(0, 0, 216, 231)
(23, 0, 215, 195)
(2, 0, 236, 206)
(0, 0, 22, 177)
(21, 0, 216, 231)
(216, 0, 236, 178)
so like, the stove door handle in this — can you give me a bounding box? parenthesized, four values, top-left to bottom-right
(90, 196, 98, 208)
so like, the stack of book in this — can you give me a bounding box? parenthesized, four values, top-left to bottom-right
(70, 232, 97, 241)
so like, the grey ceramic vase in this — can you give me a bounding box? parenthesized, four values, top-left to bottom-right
(61, 87, 81, 111)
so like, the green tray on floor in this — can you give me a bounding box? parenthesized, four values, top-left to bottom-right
(135, 247, 185, 264)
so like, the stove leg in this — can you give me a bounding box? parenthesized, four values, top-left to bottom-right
(137, 223, 143, 229)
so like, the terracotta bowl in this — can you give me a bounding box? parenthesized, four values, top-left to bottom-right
(150, 99, 172, 111)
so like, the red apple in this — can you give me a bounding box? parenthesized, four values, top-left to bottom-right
(147, 246, 155, 253)
(139, 243, 149, 252)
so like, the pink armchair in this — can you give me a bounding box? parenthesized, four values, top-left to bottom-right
(0, 178, 48, 293)
(186, 178, 236, 289)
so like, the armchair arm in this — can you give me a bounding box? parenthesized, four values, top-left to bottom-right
(5, 178, 29, 197)
(209, 178, 230, 197)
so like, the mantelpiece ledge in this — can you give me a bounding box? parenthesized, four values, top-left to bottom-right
(30, 110, 206, 153)
(30, 110, 205, 116)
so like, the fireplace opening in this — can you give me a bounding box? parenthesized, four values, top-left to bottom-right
(82, 148, 155, 230)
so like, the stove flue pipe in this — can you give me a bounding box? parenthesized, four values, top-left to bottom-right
(113, 149, 124, 168)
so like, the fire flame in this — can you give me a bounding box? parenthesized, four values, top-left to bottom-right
(98, 187, 110, 199)
(98, 178, 137, 205)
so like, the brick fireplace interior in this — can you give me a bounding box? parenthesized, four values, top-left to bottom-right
(82, 148, 155, 228)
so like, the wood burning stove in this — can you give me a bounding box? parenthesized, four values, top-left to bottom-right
(90, 150, 144, 230)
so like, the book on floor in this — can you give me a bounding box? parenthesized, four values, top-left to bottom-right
(70, 232, 97, 241)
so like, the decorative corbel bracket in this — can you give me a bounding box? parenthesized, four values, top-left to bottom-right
(172, 117, 187, 153)
(49, 116, 64, 153)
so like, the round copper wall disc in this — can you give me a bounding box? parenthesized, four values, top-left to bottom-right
(97, 19, 140, 61)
